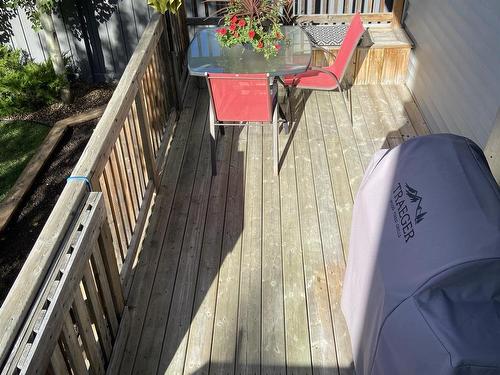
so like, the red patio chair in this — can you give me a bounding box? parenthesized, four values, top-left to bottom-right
(282, 12, 365, 124)
(206, 73, 279, 175)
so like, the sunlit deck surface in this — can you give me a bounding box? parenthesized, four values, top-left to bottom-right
(118, 80, 428, 374)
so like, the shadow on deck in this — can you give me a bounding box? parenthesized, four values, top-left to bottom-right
(117, 78, 429, 374)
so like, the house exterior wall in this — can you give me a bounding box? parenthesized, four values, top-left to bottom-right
(4, 0, 153, 82)
(404, 0, 500, 148)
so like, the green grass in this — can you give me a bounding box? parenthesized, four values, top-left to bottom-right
(0, 121, 50, 203)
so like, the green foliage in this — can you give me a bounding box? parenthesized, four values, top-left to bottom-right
(0, 3, 17, 43)
(148, 0, 182, 15)
(0, 120, 50, 202)
(0, 46, 67, 116)
(5, 0, 57, 30)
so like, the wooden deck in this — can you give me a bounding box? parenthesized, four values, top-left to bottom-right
(117, 81, 428, 375)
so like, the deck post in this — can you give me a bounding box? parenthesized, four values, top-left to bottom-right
(164, 13, 184, 111)
(135, 86, 161, 191)
(160, 15, 181, 112)
(392, 0, 406, 27)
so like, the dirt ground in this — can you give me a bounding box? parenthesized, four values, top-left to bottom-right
(0, 120, 97, 305)
(2, 82, 114, 125)
(0, 80, 115, 306)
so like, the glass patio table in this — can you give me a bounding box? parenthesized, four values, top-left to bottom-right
(187, 26, 312, 77)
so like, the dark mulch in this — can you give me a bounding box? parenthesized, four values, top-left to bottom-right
(0, 120, 97, 305)
(1, 82, 115, 125)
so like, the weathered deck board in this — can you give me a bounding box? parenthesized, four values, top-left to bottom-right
(349, 90, 376, 171)
(303, 92, 354, 375)
(329, 91, 365, 199)
(236, 125, 263, 374)
(183, 127, 234, 374)
(352, 85, 389, 149)
(315, 91, 353, 258)
(367, 85, 405, 147)
(382, 85, 418, 141)
(261, 124, 286, 373)
(278, 98, 312, 375)
(395, 84, 430, 137)
(210, 127, 247, 374)
(295, 93, 337, 374)
(116, 83, 428, 375)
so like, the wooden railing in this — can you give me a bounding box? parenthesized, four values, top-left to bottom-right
(185, 0, 392, 23)
(0, 9, 189, 374)
(1, 193, 124, 374)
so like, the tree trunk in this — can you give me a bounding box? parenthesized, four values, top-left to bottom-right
(36, 0, 72, 103)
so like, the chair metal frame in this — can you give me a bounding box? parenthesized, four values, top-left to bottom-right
(205, 72, 280, 176)
(311, 45, 353, 119)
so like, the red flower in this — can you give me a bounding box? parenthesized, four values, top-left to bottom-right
(234, 32, 239, 38)
(217, 28, 227, 35)
(238, 19, 246, 27)
(230, 24, 237, 31)
(257, 40, 264, 48)
(231, 15, 238, 24)
(248, 30, 256, 39)
(275, 43, 281, 50)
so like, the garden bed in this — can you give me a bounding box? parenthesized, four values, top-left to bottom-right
(2, 81, 114, 125)
(0, 120, 97, 305)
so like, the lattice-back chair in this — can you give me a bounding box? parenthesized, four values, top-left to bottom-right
(282, 12, 365, 124)
(206, 73, 279, 175)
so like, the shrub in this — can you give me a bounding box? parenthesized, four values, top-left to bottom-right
(0, 46, 67, 117)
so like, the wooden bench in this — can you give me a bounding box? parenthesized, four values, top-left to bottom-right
(298, 14, 414, 85)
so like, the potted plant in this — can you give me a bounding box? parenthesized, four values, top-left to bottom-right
(212, 0, 288, 59)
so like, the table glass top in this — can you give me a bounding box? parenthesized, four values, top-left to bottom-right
(187, 26, 312, 76)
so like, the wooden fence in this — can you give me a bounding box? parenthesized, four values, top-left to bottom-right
(4, 0, 154, 81)
(0, 10, 189, 374)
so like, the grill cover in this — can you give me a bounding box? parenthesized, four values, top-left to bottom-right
(341, 134, 500, 375)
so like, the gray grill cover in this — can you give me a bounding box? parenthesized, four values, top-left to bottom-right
(341, 134, 500, 375)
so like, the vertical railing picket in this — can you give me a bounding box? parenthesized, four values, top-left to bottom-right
(135, 86, 161, 191)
